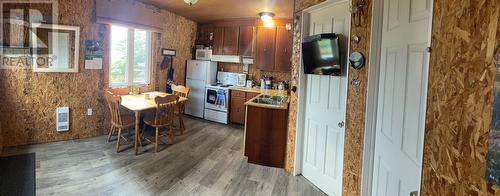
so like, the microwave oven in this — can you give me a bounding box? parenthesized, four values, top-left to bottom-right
(195, 49, 212, 60)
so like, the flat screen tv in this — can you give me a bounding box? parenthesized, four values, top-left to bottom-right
(302, 33, 342, 75)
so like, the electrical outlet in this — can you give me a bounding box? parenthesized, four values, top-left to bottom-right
(87, 108, 93, 116)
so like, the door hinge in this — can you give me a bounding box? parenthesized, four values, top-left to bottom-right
(426, 47, 431, 53)
(410, 191, 419, 196)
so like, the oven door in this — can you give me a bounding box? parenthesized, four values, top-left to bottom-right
(205, 88, 228, 112)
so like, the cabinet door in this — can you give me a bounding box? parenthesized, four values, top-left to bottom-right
(274, 26, 292, 72)
(222, 26, 239, 55)
(212, 27, 224, 55)
(244, 106, 288, 167)
(238, 26, 255, 57)
(196, 24, 213, 45)
(255, 27, 276, 71)
(230, 96, 246, 124)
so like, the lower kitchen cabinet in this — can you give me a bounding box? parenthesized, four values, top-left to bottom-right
(230, 96, 246, 124)
(244, 105, 288, 168)
(230, 90, 259, 124)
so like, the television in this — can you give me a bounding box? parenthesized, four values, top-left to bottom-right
(302, 33, 342, 75)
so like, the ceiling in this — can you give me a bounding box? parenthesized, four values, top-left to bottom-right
(138, 0, 295, 23)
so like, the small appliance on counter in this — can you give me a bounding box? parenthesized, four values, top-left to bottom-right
(246, 80, 253, 88)
(204, 72, 247, 124)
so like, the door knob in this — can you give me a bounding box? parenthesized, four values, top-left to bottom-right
(410, 191, 418, 196)
(338, 121, 345, 128)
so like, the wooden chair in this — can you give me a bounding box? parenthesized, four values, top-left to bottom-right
(171, 84, 190, 135)
(104, 90, 136, 153)
(143, 95, 179, 152)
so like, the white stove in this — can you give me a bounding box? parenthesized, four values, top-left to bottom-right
(204, 72, 246, 124)
(206, 83, 234, 90)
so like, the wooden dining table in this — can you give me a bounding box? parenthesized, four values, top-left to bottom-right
(121, 91, 188, 155)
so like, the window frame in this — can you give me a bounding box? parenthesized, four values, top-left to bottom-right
(109, 24, 153, 88)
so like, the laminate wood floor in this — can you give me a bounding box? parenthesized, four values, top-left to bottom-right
(1, 116, 327, 196)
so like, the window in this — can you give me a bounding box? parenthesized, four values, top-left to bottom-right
(110, 25, 152, 87)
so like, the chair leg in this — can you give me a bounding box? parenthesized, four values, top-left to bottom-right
(155, 127, 160, 153)
(140, 125, 147, 146)
(179, 115, 185, 135)
(168, 125, 175, 144)
(116, 128, 122, 153)
(107, 125, 115, 143)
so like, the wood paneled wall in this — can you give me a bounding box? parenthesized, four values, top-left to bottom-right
(422, 0, 500, 195)
(0, 0, 196, 146)
(288, 0, 500, 195)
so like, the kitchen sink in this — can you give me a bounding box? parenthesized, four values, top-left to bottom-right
(252, 95, 287, 106)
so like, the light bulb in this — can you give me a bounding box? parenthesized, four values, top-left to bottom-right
(259, 12, 275, 27)
(184, 0, 198, 6)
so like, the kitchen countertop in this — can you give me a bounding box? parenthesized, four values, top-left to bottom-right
(229, 86, 289, 97)
(229, 87, 289, 110)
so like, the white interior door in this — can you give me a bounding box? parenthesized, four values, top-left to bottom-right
(301, 1, 350, 196)
(372, 0, 431, 195)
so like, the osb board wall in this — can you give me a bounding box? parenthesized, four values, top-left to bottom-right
(0, 0, 107, 146)
(0, 0, 196, 146)
(422, 0, 500, 195)
(154, 12, 197, 90)
(218, 62, 292, 83)
(286, 0, 372, 195)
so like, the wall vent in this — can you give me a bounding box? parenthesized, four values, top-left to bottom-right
(56, 107, 70, 132)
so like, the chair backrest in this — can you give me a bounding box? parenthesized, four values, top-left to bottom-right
(106, 88, 129, 96)
(153, 95, 179, 126)
(171, 84, 190, 98)
(105, 90, 123, 126)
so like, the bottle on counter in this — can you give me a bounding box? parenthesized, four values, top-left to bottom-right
(246, 80, 253, 88)
(278, 82, 285, 90)
(265, 76, 273, 89)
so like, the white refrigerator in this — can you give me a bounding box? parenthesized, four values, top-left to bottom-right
(184, 60, 217, 118)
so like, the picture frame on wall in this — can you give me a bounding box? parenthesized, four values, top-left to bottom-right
(31, 23, 80, 72)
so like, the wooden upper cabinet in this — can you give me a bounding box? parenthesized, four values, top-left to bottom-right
(255, 27, 276, 71)
(222, 26, 239, 55)
(196, 24, 213, 45)
(238, 26, 255, 57)
(212, 27, 224, 55)
(274, 26, 293, 72)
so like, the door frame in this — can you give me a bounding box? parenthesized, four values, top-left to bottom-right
(293, 0, 352, 176)
(360, 0, 435, 195)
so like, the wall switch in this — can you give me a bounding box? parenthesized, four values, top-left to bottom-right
(87, 108, 93, 116)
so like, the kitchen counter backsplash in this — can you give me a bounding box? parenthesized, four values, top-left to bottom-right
(218, 62, 292, 84)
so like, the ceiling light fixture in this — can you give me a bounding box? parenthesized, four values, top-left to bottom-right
(184, 0, 198, 6)
(259, 12, 275, 27)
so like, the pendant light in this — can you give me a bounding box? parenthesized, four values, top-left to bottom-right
(259, 12, 275, 27)
(184, 0, 198, 6)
